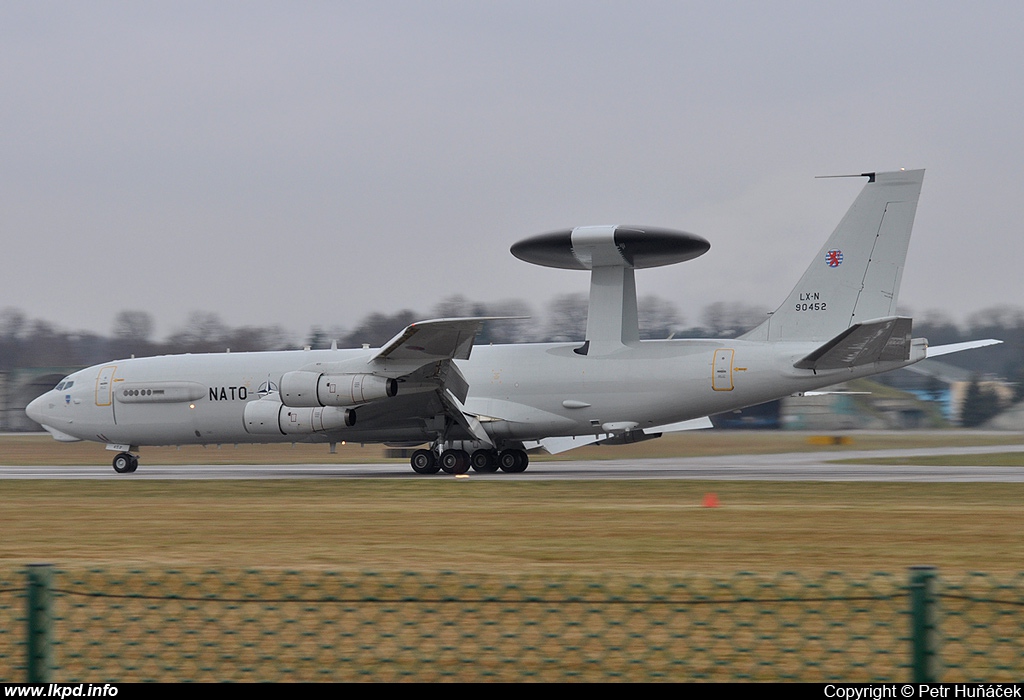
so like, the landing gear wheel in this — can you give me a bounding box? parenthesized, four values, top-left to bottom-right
(112, 452, 138, 474)
(498, 449, 529, 473)
(439, 449, 470, 475)
(470, 449, 499, 473)
(410, 449, 440, 474)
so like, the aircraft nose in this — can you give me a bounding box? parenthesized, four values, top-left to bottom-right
(25, 393, 47, 425)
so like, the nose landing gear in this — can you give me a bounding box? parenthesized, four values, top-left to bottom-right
(112, 452, 139, 474)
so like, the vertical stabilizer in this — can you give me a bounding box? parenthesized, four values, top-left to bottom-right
(742, 169, 924, 342)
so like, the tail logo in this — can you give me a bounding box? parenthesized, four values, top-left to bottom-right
(825, 249, 844, 268)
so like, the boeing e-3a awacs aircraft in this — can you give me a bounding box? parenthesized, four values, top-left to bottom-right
(27, 169, 999, 474)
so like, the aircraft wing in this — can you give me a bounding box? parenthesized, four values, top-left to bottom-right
(373, 318, 477, 363)
(372, 317, 513, 364)
(366, 318, 512, 444)
(303, 317, 503, 384)
(357, 318, 499, 398)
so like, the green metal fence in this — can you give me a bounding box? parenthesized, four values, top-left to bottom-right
(1, 567, 1021, 682)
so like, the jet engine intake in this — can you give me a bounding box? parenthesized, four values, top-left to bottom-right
(280, 371, 398, 407)
(243, 398, 356, 435)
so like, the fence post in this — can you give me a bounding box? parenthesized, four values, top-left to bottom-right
(908, 565, 938, 683)
(26, 564, 54, 683)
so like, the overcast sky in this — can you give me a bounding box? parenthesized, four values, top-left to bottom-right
(3, 2, 1022, 339)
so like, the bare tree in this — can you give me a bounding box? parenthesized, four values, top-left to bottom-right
(700, 301, 769, 337)
(112, 310, 154, 342)
(228, 325, 292, 352)
(639, 295, 682, 340)
(0, 307, 26, 369)
(481, 299, 535, 344)
(0, 308, 26, 340)
(915, 309, 963, 346)
(22, 320, 74, 367)
(166, 311, 229, 352)
(542, 293, 588, 341)
(341, 310, 420, 348)
(968, 305, 1024, 334)
(431, 294, 476, 319)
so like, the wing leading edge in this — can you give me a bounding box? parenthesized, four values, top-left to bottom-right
(372, 317, 498, 364)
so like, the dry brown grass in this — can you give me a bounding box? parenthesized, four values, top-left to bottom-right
(1, 480, 1022, 576)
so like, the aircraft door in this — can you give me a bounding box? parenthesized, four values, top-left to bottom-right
(95, 365, 117, 407)
(712, 349, 734, 391)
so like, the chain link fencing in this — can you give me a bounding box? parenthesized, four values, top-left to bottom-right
(0, 567, 1021, 682)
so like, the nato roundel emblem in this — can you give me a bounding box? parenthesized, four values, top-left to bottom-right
(825, 249, 843, 267)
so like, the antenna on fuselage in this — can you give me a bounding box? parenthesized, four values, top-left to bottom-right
(510, 225, 710, 356)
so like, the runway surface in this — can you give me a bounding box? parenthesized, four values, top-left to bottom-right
(5, 444, 1024, 482)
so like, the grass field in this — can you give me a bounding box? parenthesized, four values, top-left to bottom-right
(2, 431, 1023, 575)
(837, 452, 1024, 466)
(2, 476, 1023, 574)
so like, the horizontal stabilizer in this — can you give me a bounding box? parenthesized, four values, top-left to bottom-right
(643, 416, 714, 434)
(795, 317, 912, 370)
(531, 416, 714, 454)
(926, 339, 1002, 358)
(796, 391, 871, 397)
(534, 434, 604, 454)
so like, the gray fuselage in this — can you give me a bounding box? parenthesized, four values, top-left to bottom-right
(27, 337, 920, 449)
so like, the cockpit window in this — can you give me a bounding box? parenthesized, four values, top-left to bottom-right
(54, 378, 74, 391)
(55, 382, 65, 391)
(64, 381, 74, 389)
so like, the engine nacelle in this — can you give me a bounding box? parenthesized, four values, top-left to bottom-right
(243, 399, 356, 435)
(279, 371, 398, 408)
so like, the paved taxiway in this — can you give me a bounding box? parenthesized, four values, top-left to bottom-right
(4, 444, 1024, 482)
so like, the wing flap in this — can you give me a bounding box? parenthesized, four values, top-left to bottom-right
(439, 388, 494, 446)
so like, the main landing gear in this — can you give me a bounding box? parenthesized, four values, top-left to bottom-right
(112, 452, 139, 474)
(410, 449, 440, 474)
(408, 447, 529, 475)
